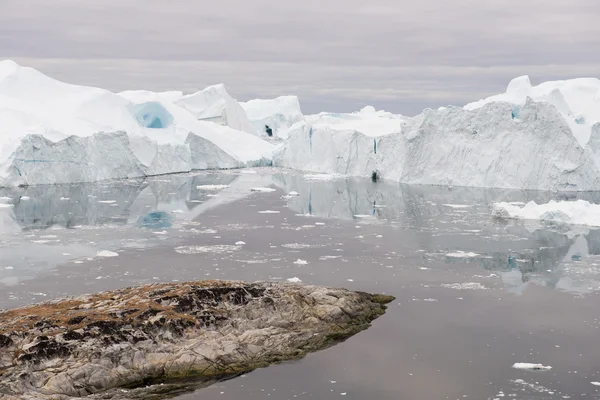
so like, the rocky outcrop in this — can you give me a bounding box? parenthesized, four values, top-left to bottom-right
(0, 281, 393, 399)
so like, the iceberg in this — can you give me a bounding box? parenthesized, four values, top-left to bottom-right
(0, 60, 273, 187)
(275, 78, 600, 191)
(4, 59, 600, 192)
(242, 96, 309, 139)
(174, 84, 257, 135)
(493, 199, 600, 227)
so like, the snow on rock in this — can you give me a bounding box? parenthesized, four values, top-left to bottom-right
(0, 61, 273, 187)
(275, 93, 600, 191)
(493, 199, 600, 227)
(241, 96, 308, 139)
(174, 84, 257, 135)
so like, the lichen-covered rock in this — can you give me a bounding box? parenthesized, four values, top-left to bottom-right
(0, 280, 393, 399)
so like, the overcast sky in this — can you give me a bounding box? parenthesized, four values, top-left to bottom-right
(2, 0, 599, 114)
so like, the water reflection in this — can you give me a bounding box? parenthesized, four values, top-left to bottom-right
(1, 170, 600, 296)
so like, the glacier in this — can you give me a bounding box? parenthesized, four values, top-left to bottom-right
(3, 59, 600, 191)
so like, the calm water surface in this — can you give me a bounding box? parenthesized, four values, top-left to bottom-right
(2, 168, 600, 399)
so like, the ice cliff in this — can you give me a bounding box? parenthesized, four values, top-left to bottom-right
(275, 77, 600, 191)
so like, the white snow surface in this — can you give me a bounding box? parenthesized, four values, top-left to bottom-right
(242, 96, 308, 139)
(174, 84, 258, 135)
(275, 78, 600, 191)
(493, 200, 600, 227)
(306, 106, 406, 137)
(0, 60, 273, 186)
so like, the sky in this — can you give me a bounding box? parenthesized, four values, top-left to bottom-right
(2, 0, 599, 115)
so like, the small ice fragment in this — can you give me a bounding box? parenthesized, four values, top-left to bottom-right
(20, 196, 30, 200)
(258, 210, 280, 214)
(250, 187, 276, 192)
(442, 204, 472, 209)
(287, 277, 302, 283)
(316, 222, 325, 226)
(446, 251, 481, 258)
(171, 209, 183, 213)
(153, 231, 168, 235)
(512, 363, 552, 371)
(347, 279, 354, 282)
(293, 259, 308, 265)
(591, 382, 600, 386)
(196, 185, 229, 190)
(5, 266, 13, 270)
(287, 191, 300, 196)
(441, 282, 487, 290)
(60, 197, 70, 201)
(235, 241, 246, 245)
(97, 200, 116, 204)
(96, 250, 119, 257)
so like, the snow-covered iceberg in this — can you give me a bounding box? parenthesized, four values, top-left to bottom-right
(493, 199, 600, 227)
(242, 96, 308, 139)
(0, 60, 273, 186)
(174, 84, 257, 135)
(306, 106, 406, 137)
(275, 77, 600, 191)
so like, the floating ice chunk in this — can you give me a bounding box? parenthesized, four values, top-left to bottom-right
(60, 197, 70, 201)
(235, 241, 246, 245)
(258, 210, 280, 214)
(441, 282, 487, 290)
(97, 200, 116, 204)
(250, 187, 276, 192)
(287, 277, 302, 283)
(446, 251, 481, 258)
(287, 191, 300, 196)
(20, 196, 30, 200)
(591, 382, 600, 386)
(96, 250, 119, 257)
(493, 199, 600, 227)
(174, 244, 242, 254)
(442, 204, 472, 209)
(512, 363, 552, 371)
(293, 259, 308, 265)
(196, 185, 230, 190)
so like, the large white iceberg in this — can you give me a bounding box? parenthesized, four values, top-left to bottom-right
(0, 60, 273, 186)
(275, 77, 600, 191)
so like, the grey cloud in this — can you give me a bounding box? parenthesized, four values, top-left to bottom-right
(1, 0, 600, 114)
